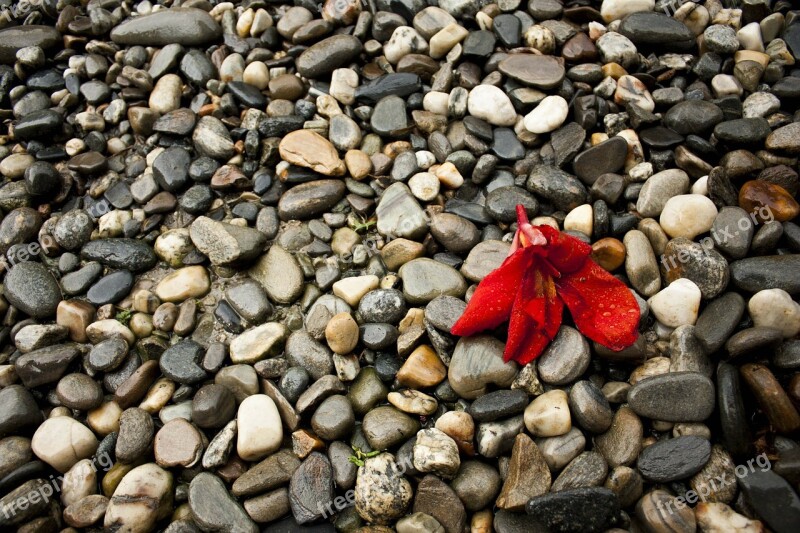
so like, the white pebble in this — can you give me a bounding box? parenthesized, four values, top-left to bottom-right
(408, 172, 440, 202)
(648, 278, 702, 328)
(659, 194, 718, 239)
(523, 95, 569, 134)
(748, 289, 800, 338)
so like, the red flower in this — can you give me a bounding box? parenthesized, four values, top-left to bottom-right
(451, 205, 640, 365)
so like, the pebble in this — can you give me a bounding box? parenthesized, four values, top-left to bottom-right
(355, 453, 413, 524)
(32, 416, 98, 473)
(648, 278, 702, 327)
(111, 8, 221, 46)
(628, 372, 716, 422)
(189, 472, 258, 533)
(466, 85, 518, 126)
(105, 464, 173, 532)
(497, 433, 551, 510)
(524, 95, 569, 134)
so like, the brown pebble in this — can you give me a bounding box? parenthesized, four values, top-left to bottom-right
(591, 237, 626, 271)
(154, 418, 203, 468)
(114, 359, 160, 409)
(738, 180, 800, 222)
(396, 345, 447, 388)
(740, 363, 800, 434)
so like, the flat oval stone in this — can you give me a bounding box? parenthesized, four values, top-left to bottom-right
(498, 55, 565, 89)
(0, 26, 61, 65)
(81, 239, 157, 272)
(296, 35, 363, 79)
(730, 255, 800, 294)
(278, 180, 347, 220)
(4, 261, 61, 318)
(573, 137, 628, 185)
(525, 487, 620, 532)
(159, 340, 207, 384)
(618, 11, 695, 49)
(637, 436, 711, 482)
(111, 8, 222, 46)
(628, 372, 715, 422)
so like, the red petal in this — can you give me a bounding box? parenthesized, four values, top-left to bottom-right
(538, 225, 592, 274)
(556, 260, 640, 351)
(504, 262, 563, 365)
(450, 250, 529, 337)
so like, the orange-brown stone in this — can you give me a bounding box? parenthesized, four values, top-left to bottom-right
(591, 238, 626, 271)
(396, 345, 447, 388)
(738, 180, 800, 222)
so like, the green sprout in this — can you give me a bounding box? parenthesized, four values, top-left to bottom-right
(115, 309, 132, 326)
(348, 445, 381, 467)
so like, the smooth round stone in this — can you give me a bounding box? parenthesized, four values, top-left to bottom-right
(628, 372, 715, 422)
(425, 295, 466, 332)
(466, 85, 517, 127)
(311, 395, 355, 441)
(81, 239, 157, 272)
(325, 313, 359, 355)
(56, 374, 103, 411)
(0, 385, 42, 436)
(637, 435, 711, 482)
(154, 418, 203, 468)
(461, 240, 511, 283)
(523, 95, 568, 134)
(116, 407, 154, 464)
(468, 390, 528, 422)
(636, 169, 690, 218)
(498, 54, 565, 89)
(664, 100, 724, 135)
(600, 0, 654, 22)
(449, 336, 517, 399)
(88, 337, 129, 372)
(569, 380, 613, 434)
(429, 213, 480, 254)
(229, 322, 287, 364)
(573, 137, 629, 185)
(104, 463, 173, 532)
(32, 417, 98, 473)
(537, 326, 591, 385)
(398, 258, 467, 305)
(524, 389, 571, 437)
(659, 194, 718, 239)
(296, 34, 363, 78)
(192, 384, 236, 429)
(277, 179, 347, 220)
(618, 11, 695, 49)
(748, 289, 800, 338)
(87, 270, 134, 306)
(159, 340, 207, 384)
(361, 406, 419, 449)
(189, 472, 257, 533)
(636, 489, 697, 533)
(648, 278, 702, 328)
(354, 453, 413, 524)
(237, 395, 283, 461)
(527, 165, 588, 212)
(695, 292, 746, 354)
(4, 261, 61, 318)
(111, 8, 221, 46)
(594, 407, 643, 468)
(248, 245, 304, 304)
